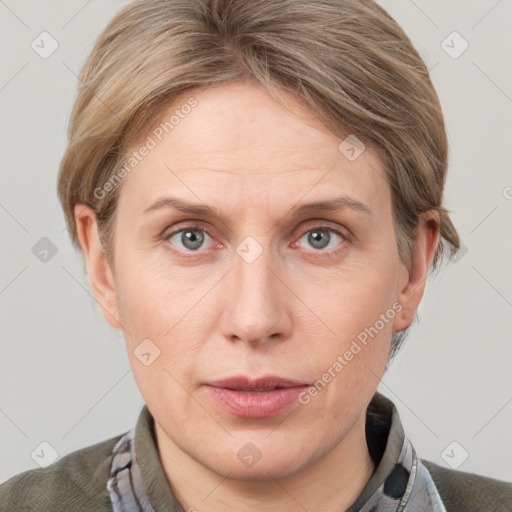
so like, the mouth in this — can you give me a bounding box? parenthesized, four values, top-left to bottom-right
(206, 375, 307, 392)
(204, 375, 309, 418)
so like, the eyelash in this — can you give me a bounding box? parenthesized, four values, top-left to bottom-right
(161, 223, 352, 259)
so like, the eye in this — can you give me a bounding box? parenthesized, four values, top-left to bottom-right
(167, 226, 214, 252)
(163, 223, 349, 257)
(295, 226, 346, 252)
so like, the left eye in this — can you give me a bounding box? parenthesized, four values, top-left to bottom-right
(296, 228, 345, 251)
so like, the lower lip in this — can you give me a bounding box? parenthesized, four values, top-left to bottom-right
(204, 385, 308, 418)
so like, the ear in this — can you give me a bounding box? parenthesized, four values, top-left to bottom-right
(392, 210, 440, 332)
(74, 203, 122, 330)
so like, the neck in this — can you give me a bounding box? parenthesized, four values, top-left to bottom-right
(155, 411, 375, 512)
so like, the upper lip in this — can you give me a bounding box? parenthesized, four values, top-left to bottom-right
(205, 376, 307, 391)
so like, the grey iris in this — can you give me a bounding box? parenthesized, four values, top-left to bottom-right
(182, 230, 204, 250)
(308, 229, 330, 249)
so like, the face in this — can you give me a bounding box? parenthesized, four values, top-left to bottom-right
(80, 81, 421, 480)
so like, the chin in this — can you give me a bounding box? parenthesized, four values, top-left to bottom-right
(216, 457, 307, 482)
(198, 438, 318, 482)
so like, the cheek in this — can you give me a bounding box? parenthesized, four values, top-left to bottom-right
(113, 256, 210, 387)
(119, 277, 204, 423)
(295, 256, 399, 403)
(303, 251, 399, 341)
(113, 241, 180, 333)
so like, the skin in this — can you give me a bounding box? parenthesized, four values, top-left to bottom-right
(75, 81, 439, 511)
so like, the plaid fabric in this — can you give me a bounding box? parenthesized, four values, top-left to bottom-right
(107, 412, 446, 512)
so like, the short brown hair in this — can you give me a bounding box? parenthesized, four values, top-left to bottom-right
(57, 0, 460, 359)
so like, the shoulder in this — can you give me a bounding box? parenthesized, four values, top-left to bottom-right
(421, 459, 512, 512)
(0, 432, 124, 512)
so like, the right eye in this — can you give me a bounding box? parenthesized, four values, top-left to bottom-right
(166, 226, 215, 253)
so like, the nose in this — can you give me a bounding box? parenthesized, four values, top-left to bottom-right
(219, 242, 292, 347)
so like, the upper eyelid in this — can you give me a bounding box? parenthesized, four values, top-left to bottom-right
(166, 221, 346, 236)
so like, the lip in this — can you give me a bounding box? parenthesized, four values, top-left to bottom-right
(204, 375, 309, 419)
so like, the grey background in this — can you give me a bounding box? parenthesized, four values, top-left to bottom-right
(1, 0, 511, 485)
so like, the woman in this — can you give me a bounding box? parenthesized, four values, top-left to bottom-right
(1, 0, 511, 510)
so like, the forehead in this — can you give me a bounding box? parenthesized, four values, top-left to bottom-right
(118, 82, 389, 217)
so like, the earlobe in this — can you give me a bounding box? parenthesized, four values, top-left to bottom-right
(74, 203, 122, 330)
(392, 211, 440, 333)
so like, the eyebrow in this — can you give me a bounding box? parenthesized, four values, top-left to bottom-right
(142, 195, 372, 220)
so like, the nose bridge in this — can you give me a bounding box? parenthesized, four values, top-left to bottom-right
(220, 236, 290, 344)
